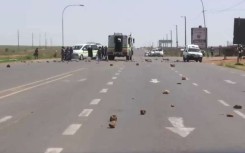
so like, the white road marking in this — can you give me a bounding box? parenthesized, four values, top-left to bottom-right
(224, 80, 237, 85)
(78, 78, 87, 82)
(218, 100, 230, 107)
(192, 83, 199, 86)
(107, 82, 114, 85)
(175, 71, 178, 73)
(100, 88, 108, 93)
(0, 116, 12, 124)
(79, 109, 93, 117)
(0, 74, 72, 100)
(112, 77, 117, 80)
(44, 148, 63, 153)
(115, 73, 120, 76)
(62, 124, 82, 135)
(234, 110, 245, 119)
(150, 79, 160, 84)
(203, 90, 211, 94)
(0, 68, 85, 94)
(90, 99, 101, 105)
(165, 117, 195, 138)
(179, 74, 183, 76)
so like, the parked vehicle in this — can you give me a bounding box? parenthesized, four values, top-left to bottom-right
(72, 44, 98, 60)
(149, 48, 164, 57)
(107, 33, 135, 60)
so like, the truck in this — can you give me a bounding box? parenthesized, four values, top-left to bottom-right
(107, 33, 135, 60)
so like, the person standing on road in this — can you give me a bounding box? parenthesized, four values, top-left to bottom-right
(104, 46, 108, 61)
(61, 47, 65, 61)
(69, 47, 73, 61)
(101, 46, 105, 60)
(65, 47, 69, 61)
(210, 47, 214, 57)
(97, 47, 102, 63)
(34, 48, 39, 59)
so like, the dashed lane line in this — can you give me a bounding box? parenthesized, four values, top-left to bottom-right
(0, 116, 12, 124)
(107, 82, 114, 85)
(203, 90, 211, 94)
(218, 100, 230, 107)
(90, 99, 101, 105)
(112, 77, 117, 80)
(192, 83, 199, 86)
(79, 109, 93, 117)
(44, 148, 63, 153)
(100, 88, 108, 93)
(115, 73, 120, 76)
(78, 78, 87, 82)
(62, 124, 82, 135)
(224, 80, 237, 85)
(234, 110, 245, 119)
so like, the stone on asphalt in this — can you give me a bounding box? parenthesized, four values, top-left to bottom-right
(140, 110, 146, 115)
(182, 76, 187, 80)
(109, 121, 116, 128)
(233, 105, 242, 109)
(226, 114, 234, 117)
(162, 90, 170, 94)
(6, 64, 10, 68)
(110, 115, 118, 122)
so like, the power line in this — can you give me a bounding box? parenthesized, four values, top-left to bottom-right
(207, 0, 245, 14)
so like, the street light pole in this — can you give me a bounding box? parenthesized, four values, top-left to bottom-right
(200, 0, 206, 27)
(62, 4, 84, 47)
(181, 16, 187, 47)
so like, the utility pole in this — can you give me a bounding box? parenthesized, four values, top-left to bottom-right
(200, 0, 206, 27)
(32, 33, 34, 48)
(181, 16, 187, 46)
(176, 25, 179, 48)
(17, 30, 20, 51)
(170, 30, 173, 48)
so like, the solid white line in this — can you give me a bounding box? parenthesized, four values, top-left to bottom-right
(0, 116, 12, 124)
(107, 82, 114, 85)
(234, 110, 245, 119)
(203, 90, 211, 94)
(90, 99, 101, 105)
(112, 77, 117, 80)
(192, 83, 199, 86)
(100, 88, 108, 93)
(62, 124, 82, 135)
(0, 68, 85, 94)
(218, 100, 230, 107)
(79, 109, 93, 117)
(0, 74, 72, 100)
(78, 78, 87, 82)
(44, 148, 63, 153)
(224, 80, 237, 85)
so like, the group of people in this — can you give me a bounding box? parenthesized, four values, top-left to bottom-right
(96, 46, 108, 61)
(61, 47, 73, 61)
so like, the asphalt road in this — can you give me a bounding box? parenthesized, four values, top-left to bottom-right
(0, 50, 245, 153)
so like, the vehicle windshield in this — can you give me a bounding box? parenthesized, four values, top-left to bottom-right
(74, 45, 83, 50)
(189, 48, 200, 52)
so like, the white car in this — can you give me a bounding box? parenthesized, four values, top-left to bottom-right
(183, 44, 203, 62)
(73, 44, 98, 60)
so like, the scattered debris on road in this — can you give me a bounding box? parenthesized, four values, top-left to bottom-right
(174, 60, 180, 62)
(53, 60, 56, 62)
(46, 61, 49, 63)
(109, 121, 116, 128)
(162, 90, 170, 94)
(170, 64, 175, 67)
(226, 114, 234, 117)
(110, 115, 118, 122)
(233, 105, 242, 109)
(182, 76, 187, 80)
(162, 58, 169, 61)
(145, 59, 152, 62)
(171, 105, 175, 108)
(136, 63, 139, 66)
(177, 83, 182, 85)
(140, 110, 146, 115)
(110, 64, 113, 66)
(6, 64, 10, 68)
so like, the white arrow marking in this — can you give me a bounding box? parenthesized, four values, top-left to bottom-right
(166, 117, 195, 138)
(224, 80, 236, 85)
(150, 79, 160, 84)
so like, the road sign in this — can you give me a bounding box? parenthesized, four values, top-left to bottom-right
(191, 26, 208, 49)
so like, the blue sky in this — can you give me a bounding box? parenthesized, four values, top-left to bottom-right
(0, 0, 244, 47)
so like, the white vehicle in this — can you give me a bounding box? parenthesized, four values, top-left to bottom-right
(108, 33, 135, 60)
(149, 48, 164, 57)
(183, 44, 203, 62)
(73, 44, 98, 60)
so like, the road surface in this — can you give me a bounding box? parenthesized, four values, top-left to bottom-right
(0, 50, 245, 153)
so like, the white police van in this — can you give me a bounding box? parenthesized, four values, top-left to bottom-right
(183, 44, 203, 62)
(72, 44, 98, 60)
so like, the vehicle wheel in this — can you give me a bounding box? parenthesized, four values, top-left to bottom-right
(187, 57, 189, 62)
(126, 56, 129, 60)
(195, 59, 198, 62)
(183, 57, 186, 62)
(108, 55, 114, 61)
(79, 55, 84, 60)
(199, 58, 203, 63)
